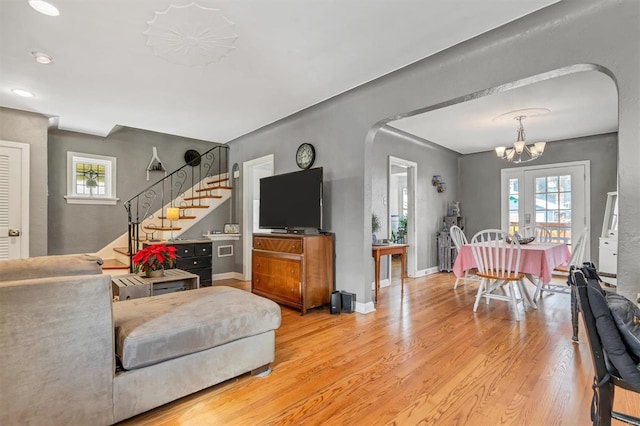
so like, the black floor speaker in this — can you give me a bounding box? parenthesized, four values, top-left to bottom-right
(330, 291, 342, 314)
(340, 291, 356, 313)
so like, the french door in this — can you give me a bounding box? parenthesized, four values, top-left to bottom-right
(501, 161, 590, 253)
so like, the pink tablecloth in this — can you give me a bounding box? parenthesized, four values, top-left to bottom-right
(453, 242, 571, 284)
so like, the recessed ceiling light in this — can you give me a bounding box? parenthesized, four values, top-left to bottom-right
(31, 51, 53, 64)
(28, 0, 60, 16)
(11, 89, 35, 98)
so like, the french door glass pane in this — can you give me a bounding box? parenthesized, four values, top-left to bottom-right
(508, 178, 519, 234)
(535, 174, 572, 244)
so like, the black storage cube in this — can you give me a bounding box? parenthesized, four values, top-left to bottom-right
(340, 291, 356, 313)
(330, 290, 342, 314)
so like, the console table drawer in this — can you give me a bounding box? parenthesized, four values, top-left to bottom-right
(253, 237, 303, 254)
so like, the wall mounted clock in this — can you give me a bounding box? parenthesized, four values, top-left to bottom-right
(296, 143, 316, 169)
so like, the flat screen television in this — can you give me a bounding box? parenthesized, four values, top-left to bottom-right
(259, 167, 323, 232)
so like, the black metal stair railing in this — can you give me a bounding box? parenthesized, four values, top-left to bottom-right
(124, 145, 230, 272)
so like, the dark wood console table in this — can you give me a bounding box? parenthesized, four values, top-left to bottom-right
(372, 244, 408, 304)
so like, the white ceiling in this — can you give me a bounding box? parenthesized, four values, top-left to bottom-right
(388, 70, 618, 154)
(0, 0, 563, 145)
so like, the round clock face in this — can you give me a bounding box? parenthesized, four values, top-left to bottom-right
(296, 143, 316, 169)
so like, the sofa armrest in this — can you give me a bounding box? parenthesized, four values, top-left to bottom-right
(0, 254, 104, 282)
(0, 274, 115, 425)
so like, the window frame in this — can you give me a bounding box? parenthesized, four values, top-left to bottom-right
(65, 152, 119, 205)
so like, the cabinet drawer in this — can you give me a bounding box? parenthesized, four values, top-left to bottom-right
(252, 255, 301, 303)
(194, 243, 212, 257)
(253, 272, 300, 303)
(171, 244, 195, 258)
(254, 237, 302, 254)
(176, 256, 212, 270)
(598, 238, 617, 249)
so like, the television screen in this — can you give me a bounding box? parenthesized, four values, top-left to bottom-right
(259, 167, 323, 231)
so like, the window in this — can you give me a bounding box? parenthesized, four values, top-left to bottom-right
(65, 152, 118, 205)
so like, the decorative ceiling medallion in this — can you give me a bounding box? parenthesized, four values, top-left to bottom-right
(144, 3, 238, 67)
(492, 108, 550, 122)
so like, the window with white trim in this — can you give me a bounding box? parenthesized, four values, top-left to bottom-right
(65, 152, 119, 205)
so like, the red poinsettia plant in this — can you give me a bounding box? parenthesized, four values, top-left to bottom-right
(132, 244, 177, 274)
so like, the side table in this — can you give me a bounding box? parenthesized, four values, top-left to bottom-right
(112, 269, 199, 301)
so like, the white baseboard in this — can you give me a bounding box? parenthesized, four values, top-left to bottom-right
(355, 301, 376, 314)
(212, 272, 244, 281)
(371, 278, 391, 289)
(425, 266, 440, 275)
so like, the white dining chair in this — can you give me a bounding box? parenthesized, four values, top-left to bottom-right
(449, 225, 480, 289)
(535, 227, 589, 300)
(470, 229, 536, 321)
(523, 225, 552, 242)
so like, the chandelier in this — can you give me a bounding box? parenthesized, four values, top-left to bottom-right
(495, 116, 546, 163)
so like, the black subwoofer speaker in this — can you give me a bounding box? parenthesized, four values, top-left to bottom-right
(330, 291, 342, 314)
(340, 291, 356, 313)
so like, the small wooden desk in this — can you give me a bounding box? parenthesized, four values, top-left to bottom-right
(372, 244, 408, 304)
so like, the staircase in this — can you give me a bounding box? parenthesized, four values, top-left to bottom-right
(96, 145, 231, 273)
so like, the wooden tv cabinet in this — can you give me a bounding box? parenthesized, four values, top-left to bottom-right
(252, 233, 334, 315)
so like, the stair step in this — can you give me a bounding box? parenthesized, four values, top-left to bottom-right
(195, 186, 232, 193)
(158, 215, 196, 220)
(183, 195, 222, 201)
(208, 177, 230, 185)
(102, 258, 129, 270)
(143, 226, 182, 231)
(113, 247, 130, 256)
(178, 205, 210, 209)
(197, 185, 233, 192)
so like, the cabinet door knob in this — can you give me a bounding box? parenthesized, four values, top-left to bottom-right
(256, 263, 261, 268)
(291, 269, 295, 274)
(256, 278, 260, 283)
(292, 245, 297, 250)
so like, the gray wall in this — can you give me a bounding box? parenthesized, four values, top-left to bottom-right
(47, 127, 225, 254)
(372, 127, 460, 273)
(459, 133, 618, 262)
(227, 0, 639, 302)
(0, 107, 48, 256)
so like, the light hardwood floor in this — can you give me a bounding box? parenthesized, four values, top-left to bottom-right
(119, 270, 639, 425)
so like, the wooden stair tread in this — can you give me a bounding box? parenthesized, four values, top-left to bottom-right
(195, 186, 232, 193)
(113, 247, 130, 256)
(143, 226, 182, 231)
(101, 258, 129, 270)
(207, 177, 230, 185)
(183, 195, 222, 201)
(179, 205, 210, 209)
(158, 215, 196, 220)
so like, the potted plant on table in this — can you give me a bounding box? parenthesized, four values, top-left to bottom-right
(132, 244, 177, 277)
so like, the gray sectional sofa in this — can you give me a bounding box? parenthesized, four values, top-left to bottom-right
(0, 255, 281, 425)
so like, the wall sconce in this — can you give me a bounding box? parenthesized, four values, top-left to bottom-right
(432, 175, 447, 193)
(166, 207, 180, 241)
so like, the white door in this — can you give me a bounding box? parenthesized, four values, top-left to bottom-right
(242, 155, 274, 280)
(388, 156, 417, 278)
(501, 161, 589, 254)
(0, 141, 30, 259)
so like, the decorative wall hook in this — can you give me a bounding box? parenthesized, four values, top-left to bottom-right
(432, 175, 447, 193)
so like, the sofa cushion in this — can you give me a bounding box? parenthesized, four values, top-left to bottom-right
(112, 286, 281, 370)
(0, 254, 103, 282)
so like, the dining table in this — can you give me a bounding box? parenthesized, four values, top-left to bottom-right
(453, 241, 571, 302)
